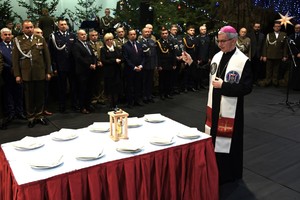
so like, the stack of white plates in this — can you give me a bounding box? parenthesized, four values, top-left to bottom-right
(88, 122, 110, 132)
(13, 136, 44, 150)
(144, 114, 165, 123)
(51, 129, 78, 141)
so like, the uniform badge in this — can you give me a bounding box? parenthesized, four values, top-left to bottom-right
(226, 70, 240, 84)
(210, 63, 217, 75)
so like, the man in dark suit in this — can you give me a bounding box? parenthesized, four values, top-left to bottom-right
(49, 19, 78, 113)
(261, 22, 288, 87)
(71, 29, 97, 114)
(248, 22, 265, 84)
(12, 20, 52, 128)
(289, 24, 300, 90)
(88, 30, 105, 105)
(0, 28, 26, 128)
(122, 29, 145, 108)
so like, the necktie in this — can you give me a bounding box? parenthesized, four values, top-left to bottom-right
(84, 42, 92, 55)
(132, 41, 138, 53)
(6, 43, 11, 49)
(296, 33, 299, 39)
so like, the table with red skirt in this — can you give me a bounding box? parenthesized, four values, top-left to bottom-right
(0, 116, 218, 200)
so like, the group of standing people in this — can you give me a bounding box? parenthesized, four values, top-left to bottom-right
(1, 11, 300, 189)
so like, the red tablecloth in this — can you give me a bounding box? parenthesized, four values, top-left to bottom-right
(0, 138, 218, 200)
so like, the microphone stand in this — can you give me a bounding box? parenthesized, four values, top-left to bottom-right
(279, 37, 299, 112)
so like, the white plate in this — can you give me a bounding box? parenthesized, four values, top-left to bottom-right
(128, 117, 143, 128)
(149, 136, 175, 146)
(177, 133, 201, 139)
(150, 140, 175, 146)
(116, 148, 143, 153)
(13, 136, 45, 150)
(128, 123, 143, 128)
(51, 131, 78, 141)
(30, 156, 64, 169)
(116, 142, 144, 153)
(144, 114, 165, 123)
(76, 152, 105, 161)
(88, 123, 110, 132)
(14, 143, 44, 150)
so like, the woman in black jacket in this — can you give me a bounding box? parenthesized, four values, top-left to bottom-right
(100, 33, 123, 109)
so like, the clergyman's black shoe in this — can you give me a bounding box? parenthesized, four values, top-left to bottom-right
(28, 120, 35, 128)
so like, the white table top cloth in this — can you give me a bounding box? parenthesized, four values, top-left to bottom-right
(1, 115, 210, 185)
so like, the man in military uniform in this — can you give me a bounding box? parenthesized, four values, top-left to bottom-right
(138, 27, 157, 103)
(12, 20, 51, 128)
(156, 27, 177, 100)
(100, 8, 115, 35)
(261, 22, 288, 87)
(114, 27, 127, 49)
(88, 30, 105, 105)
(48, 19, 78, 113)
(169, 24, 183, 94)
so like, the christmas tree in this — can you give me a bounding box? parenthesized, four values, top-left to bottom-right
(17, 0, 59, 23)
(0, 0, 16, 28)
(149, 0, 224, 33)
(114, 0, 141, 30)
(61, 0, 102, 28)
(114, 0, 226, 34)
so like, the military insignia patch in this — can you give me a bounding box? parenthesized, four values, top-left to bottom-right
(210, 63, 217, 75)
(226, 70, 240, 84)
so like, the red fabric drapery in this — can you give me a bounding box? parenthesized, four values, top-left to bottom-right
(0, 138, 218, 200)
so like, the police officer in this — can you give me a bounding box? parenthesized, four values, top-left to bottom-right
(49, 19, 78, 113)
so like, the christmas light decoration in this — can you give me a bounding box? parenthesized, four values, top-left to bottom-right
(254, 0, 300, 23)
(276, 12, 294, 28)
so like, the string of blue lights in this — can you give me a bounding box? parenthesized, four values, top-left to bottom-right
(253, 0, 300, 23)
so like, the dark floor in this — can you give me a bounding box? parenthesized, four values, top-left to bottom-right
(1, 86, 300, 200)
